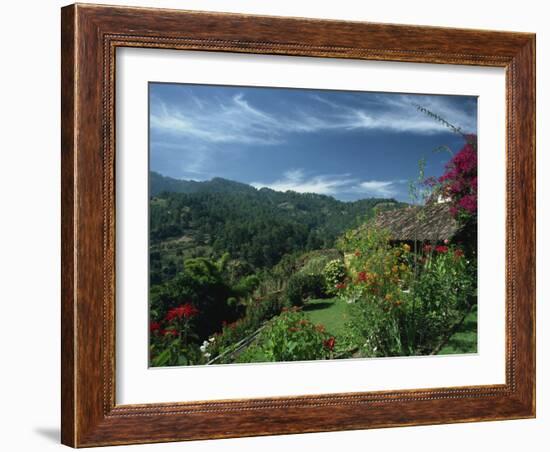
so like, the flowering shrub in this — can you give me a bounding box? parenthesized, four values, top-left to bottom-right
(438, 135, 478, 223)
(149, 302, 203, 366)
(336, 225, 475, 357)
(337, 226, 414, 356)
(402, 243, 476, 354)
(323, 259, 347, 295)
(249, 308, 334, 362)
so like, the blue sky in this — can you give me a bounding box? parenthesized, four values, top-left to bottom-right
(149, 83, 477, 202)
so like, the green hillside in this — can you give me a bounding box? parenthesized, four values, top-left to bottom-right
(149, 172, 405, 284)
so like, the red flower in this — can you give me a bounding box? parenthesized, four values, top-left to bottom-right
(435, 245, 449, 253)
(323, 337, 336, 351)
(454, 249, 464, 258)
(336, 282, 347, 290)
(423, 244, 432, 253)
(149, 321, 161, 334)
(165, 303, 199, 322)
(357, 271, 367, 282)
(354, 250, 361, 257)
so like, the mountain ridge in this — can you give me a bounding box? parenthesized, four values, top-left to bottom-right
(150, 171, 400, 205)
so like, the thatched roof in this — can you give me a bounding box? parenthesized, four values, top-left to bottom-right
(373, 202, 460, 242)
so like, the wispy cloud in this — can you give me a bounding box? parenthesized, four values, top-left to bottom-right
(310, 93, 477, 135)
(150, 94, 282, 145)
(356, 180, 400, 197)
(151, 90, 475, 149)
(251, 169, 404, 198)
(251, 169, 355, 196)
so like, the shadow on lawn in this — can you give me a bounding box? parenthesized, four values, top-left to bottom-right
(303, 301, 335, 312)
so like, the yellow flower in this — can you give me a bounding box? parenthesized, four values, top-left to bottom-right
(392, 265, 398, 273)
(385, 293, 393, 301)
(403, 244, 411, 253)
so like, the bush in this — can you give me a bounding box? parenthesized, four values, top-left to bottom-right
(149, 303, 204, 366)
(401, 245, 476, 354)
(437, 134, 478, 223)
(203, 292, 285, 364)
(338, 227, 413, 356)
(323, 259, 347, 295)
(149, 257, 240, 341)
(337, 225, 475, 357)
(297, 249, 342, 275)
(251, 309, 335, 362)
(285, 273, 326, 307)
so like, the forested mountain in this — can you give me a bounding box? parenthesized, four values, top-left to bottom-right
(150, 171, 257, 197)
(149, 171, 405, 283)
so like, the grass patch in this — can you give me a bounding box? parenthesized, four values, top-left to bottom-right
(302, 297, 349, 337)
(438, 306, 478, 355)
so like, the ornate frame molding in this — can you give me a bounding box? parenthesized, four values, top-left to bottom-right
(61, 4, 535, 447)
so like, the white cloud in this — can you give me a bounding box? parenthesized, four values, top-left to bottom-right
(355, 180, 399, 197)
(150, 94, 282, 145)
(251, 169, 405, 199)
(251, 169, 357, 196)
(151, 90, 476, 149)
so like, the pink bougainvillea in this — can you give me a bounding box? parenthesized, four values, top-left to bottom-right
(438, 134, 478, 222)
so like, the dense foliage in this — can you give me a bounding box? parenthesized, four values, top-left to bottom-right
(337, 226, 476, 357)
(285, 273, 327, 307)
(238, 308, 335, 363)
(149, 172, 403, 283)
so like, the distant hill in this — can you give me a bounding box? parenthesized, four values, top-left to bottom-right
(150, 171, 257, 196)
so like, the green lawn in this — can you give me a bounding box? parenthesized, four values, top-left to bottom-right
(438, 307, 478, 355)
(236, 297, 476, 363)
(302, 297, 350, 336)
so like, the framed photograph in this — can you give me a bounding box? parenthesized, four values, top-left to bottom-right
(61, 3, 535, 447)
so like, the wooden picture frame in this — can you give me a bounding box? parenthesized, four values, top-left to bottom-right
(61, 3, 535, 447)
